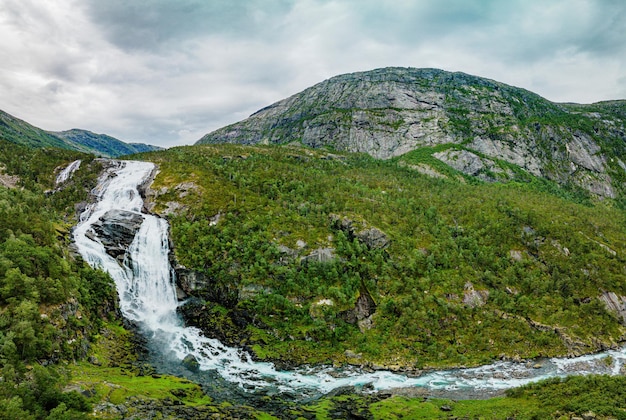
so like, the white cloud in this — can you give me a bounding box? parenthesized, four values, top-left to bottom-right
(0, 0, 624, 148)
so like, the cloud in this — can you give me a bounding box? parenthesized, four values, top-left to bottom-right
(82, 0, 294, 52)
(0, 0, 624, 148)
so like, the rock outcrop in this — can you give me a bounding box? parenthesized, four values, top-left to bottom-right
(463, 282, 489, 308)
(175, 266, 238, 308)
(198, 67, 626, 198)
(329, 214, 390, 250)
(0, 169, 19, 188)
(433, 149, 514, 182)
(88, 209, 144, 261)
(599, 291, 626, 325)
(300, 247, 336, 264)
(340, 287, 377, 332)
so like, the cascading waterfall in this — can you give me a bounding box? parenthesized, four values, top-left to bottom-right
(72, 159, 626, 397)
(55, 159, 81, 184)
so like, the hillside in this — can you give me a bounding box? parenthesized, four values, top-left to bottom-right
(0, 139, 120, 418)
(0, 110, 69, 149)
(1, 139, 625, 418)
(198, 67, 626, 200)
(3, 67, 626, 417)
(140, 143, 626, 372)
(51, 128, 163, 158)
(0, 109, 161, 157)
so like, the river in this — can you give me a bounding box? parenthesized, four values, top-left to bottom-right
(71, 159, 626, 399)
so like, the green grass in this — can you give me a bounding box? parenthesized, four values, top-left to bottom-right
(68, 363, 213, 406)
(370, 396, 542, 419)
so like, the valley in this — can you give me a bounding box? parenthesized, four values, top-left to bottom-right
(1, 67, 626, 418)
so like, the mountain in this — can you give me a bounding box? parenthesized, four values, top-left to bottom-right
(51, 128, 163, 157)
(0, 109, 161, 157)
(2, 106, 626, 418)
(197, 67, 626, 199)
(0, 109, 69, 149)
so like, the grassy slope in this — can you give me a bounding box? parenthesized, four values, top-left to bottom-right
(139, 143, 626, 370)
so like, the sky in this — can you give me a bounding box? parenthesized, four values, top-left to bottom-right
(0, 0, 625, 148)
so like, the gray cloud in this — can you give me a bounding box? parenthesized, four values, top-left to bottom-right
(82, 0, 294, 51)
(0, 0, 624, 148)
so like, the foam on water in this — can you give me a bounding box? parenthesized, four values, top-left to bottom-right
(73, 159, 626, 396)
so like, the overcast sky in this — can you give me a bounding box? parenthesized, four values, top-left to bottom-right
(1, 0, 624, 148)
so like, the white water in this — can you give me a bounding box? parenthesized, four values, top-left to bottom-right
(73, 159, 626, 396)
(56, 159, 81, 184)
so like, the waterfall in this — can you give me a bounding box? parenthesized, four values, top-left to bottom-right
(73, 159, 626, 397)
(56, 159, 82, 184)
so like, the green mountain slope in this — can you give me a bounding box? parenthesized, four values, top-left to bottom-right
(0, 110, 69, 149)
(0, 109, 161, 157)
(52, 128, 163, 158)
(197, 67, 626, 199)
(140, 143, 626, 370)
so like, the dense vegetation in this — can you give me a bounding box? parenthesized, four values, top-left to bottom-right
(0, 140, 118, 419)
(140, 144, 626, 371)
(2, 134, 626, 417)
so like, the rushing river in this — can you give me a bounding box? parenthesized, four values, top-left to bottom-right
(72, 159, 626, 398)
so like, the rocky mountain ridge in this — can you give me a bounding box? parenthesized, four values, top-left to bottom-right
(197, 67, 626, 198)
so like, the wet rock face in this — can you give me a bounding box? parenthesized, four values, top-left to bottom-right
(175, 267, 239, 308)
(89, 209, 144, 260)
(176, 298, 257, 348)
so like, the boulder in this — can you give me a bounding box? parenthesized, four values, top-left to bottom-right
(182, 354, 199, 373)
(463, 282, 489, 308)
(90, 209, 144, 260)
(582, 412, 597, 420)
(355, 228, 389, 250)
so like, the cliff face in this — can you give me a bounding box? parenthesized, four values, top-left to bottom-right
(197, 67, 626, 198)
